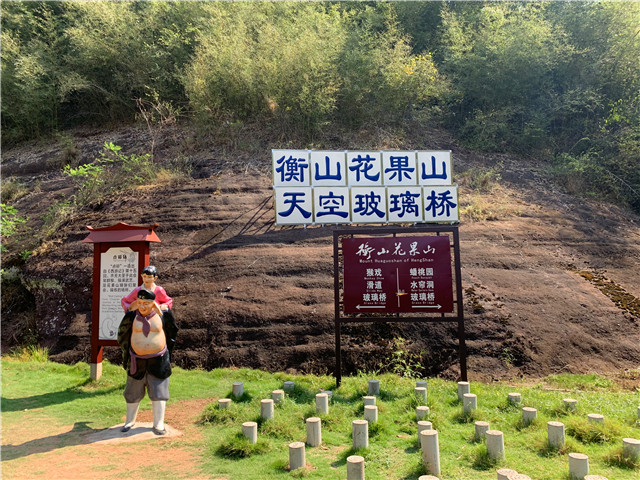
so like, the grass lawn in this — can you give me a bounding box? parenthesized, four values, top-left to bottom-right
(1, 353, 639, 479)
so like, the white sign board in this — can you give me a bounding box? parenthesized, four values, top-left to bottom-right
(273, 150, 457, 225)
(99, 247, 138, 340)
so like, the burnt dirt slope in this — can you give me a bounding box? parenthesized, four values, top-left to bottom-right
(2, 124, 640, 382)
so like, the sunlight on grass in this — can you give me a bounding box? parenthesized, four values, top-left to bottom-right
(2, 359, 639, 480)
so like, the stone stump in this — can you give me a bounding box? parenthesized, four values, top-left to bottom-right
(306, 417, 322, 447)
(364, 405, 378, 424)
(522, 407, 537, 425)
(368, 380, 380, 396)
(457, 381, 470, 401)
(417, 406, 430, 420)
(419, 429, 441, 475)
(352, 420, 369, 450)
(547, 421, 565, 449)
(260, 399, 274, 420)
(463, 393, 477, 415)
(568, 452, 589, 479)
(289, 442, 305, 470)
(418, 421, 433, 435)
(622, 437, 640, 462)
(346, 455, 365, 480)
(232, 382, 244, 398)
(316, 393, 329, 415)
(486, 430, 505, 461)
(271, 389, 285, 404)
(242, 421, 257, 444)
(475, 421, 490, 441)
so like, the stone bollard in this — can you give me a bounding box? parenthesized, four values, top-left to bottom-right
(289, 441, 306, 471)
(346, 455, 365, 480)
(218, 398, 231, 409)
(352, 420, 369, 450)
(321, 390, 333, 399)
(232, 382, 244, 398)
(584, 476, 609, 480)
(363, 396, 376, 406)
(463, 393, 477, 415)
(415, 387, 427, 403)
(564, 398, 578, 412)
(458, 381, 470, 401)
(418, 476, 439, 480)
(637, 405, 640, 419)
(364, 405, 378, 424)
(512, 475, 532, 480)
(417, 406, 430, 420)
(587, 413, 604, 424)
(547, 421, 566, 449)
(622, 438, 640, 462)
(418, 421, 433, 435)
(496, 468, 518, 480)
(316, 393, 329, 415)
(416, 380, 427, 389)
(242, 421, 257, 444)
(283, 381, 295, 392)
(486, 430, 505, 461)
(306, 417, 322, 447)
(260, 399, 274, 420)
(368, 380, 380, 396)
(475, 421, 490, 441)
(568, 452, 589, 479)
(419, 429, 441, 475)
(272, 389, 285, 404)
(522, 407, 537, 425)
(508, 392, 521, 406)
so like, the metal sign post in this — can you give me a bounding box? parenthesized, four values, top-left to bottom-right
(333, 225, 466, 386)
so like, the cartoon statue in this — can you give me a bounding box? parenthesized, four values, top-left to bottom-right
(117, 266, 177, 435)
(121, 265, 173, 313)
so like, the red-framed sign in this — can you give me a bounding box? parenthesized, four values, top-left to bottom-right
(82, 222, 160, 379)
(334, 226, 466, 386)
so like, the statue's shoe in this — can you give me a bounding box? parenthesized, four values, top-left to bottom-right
(121, 424, 134, 433)
(153, 426, 167, 435)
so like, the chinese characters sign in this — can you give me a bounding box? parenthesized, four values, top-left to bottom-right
(342, 235, 453, 314)
(273, 150, 458, 225)
(99, 247, 138, 340)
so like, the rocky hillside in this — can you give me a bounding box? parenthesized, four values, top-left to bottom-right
(2, 123, 640, 384)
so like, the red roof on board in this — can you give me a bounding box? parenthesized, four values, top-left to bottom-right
(82, 222, 161, 243)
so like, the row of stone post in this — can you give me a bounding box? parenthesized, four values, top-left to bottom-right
(230, 380, 638, 478)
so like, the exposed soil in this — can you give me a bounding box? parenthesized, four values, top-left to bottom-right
(2, 123, 640, 385)
(0, 398, 218, 480)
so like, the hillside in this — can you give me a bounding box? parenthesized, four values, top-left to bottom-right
(2, 123, 640, 384)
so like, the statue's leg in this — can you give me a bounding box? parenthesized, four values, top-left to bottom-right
(122, 402, 139, 432)
(148, 374, 169, 435)
(152, 400, 166, 435)
(122, 375, 144, 432)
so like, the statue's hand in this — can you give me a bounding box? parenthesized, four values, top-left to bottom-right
(129, 300, 139, 311)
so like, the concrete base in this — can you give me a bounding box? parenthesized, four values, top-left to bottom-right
(90, 363, 102, 381)
(85, 422, 181, 445)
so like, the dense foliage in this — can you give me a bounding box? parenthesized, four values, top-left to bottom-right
(2, 1, 639, 211)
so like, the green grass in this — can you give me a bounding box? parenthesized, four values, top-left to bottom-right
(2, 357, 639, 479)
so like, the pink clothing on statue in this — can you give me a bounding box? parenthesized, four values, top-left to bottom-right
(121, 285, 173, 312)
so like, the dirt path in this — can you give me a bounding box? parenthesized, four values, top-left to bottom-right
(1, 399, 221, 480)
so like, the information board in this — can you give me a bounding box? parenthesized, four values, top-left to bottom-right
(98, 247, 138, 340)
(342, 235, 453, 314)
